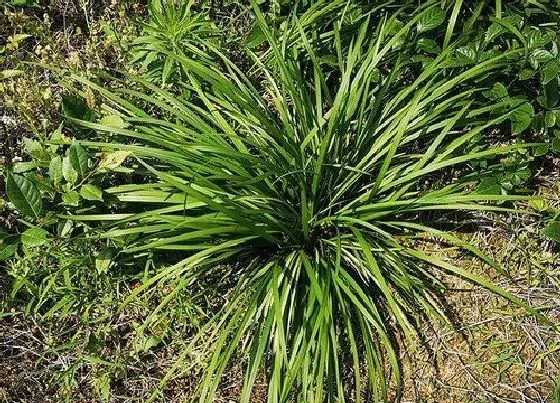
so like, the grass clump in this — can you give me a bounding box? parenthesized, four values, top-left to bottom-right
(2, 0, 560, 402)
(130, 0, 219, 84)
(52, 3, 550, 401)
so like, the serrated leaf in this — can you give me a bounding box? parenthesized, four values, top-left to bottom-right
(534, 144, 548, 157)
(455, 46, 477, 64)
(69, 141, 89, 179)
(62, 156, 78, 184)
(21, 227, 48, 248)
(6, 173, 43, 219)
(417, 8, 445, 33)
(386, 17, 404, 35)
(23, 137, 50, 161)
(511, 102, 534, 134)
(62, 190, 80, 206)
(80, 184, 103, 201)
(49, 156, 63, 186)
(97, 151, 131, 171)
(527, 29, 553, 49)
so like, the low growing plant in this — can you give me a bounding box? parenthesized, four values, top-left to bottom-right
(130, 0, 219, 84)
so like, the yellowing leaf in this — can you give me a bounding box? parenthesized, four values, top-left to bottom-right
(97, 151, 131, 171)
(100, 115, 126, 129)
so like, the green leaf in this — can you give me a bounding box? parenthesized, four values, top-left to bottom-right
(519, 69, 536, 80)
(545, 110, 557, 128)
(542, 79, 559, 109)
(9, 0, 36, 5)
(0, 242, 18, 261)
(552, 137, 560, 153)
(543, 219, 560, 243)
(417, 8, 445, 33)
(13, 162, 37, 174)
(416, 38, 441, 54)
(62, 156, 78, 184)
(0, 69, 24, 80)
(483, 83, 508, 100)
(6, 173, 43, 219)
(80, 184, 103, 201)
(100, 114, 126, 129)
(529, 49, 554, 70)
(476, 177, 502, 194)
(97, 151, 131, 171)
(485, 22, 506, 43)
(96, 248, 113, 275)
(62, 190, 80, 206)
(21, 227, 48, 248)
(49, 156, 63, 186)
(246, 23, 266, 49)
(534, 144, 548, 157)
(69, 141, 89, 178)
(510, 102, 534, 134)
(542, 60, 560, 85)
(62, 95, 93, 121)
(455, 46, 477, 65)
(529, 198, 548, 212)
